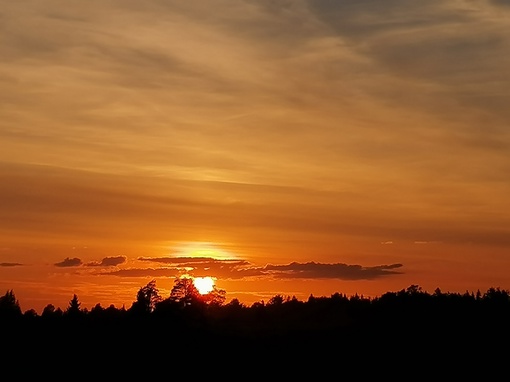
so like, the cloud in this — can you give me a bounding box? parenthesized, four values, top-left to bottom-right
(138, 256, 249, 266)
(133, 256, 252, 278)
(1, 0, 509, 296)
(306, 0, 454, 39)
(54, 257, 83, 267)
(86, 256, 127, 267)
(490, 0, 510, 7)
(104, 256, 403, 281)
(102, 267, 181, 278)
(306, 0, 510, 128)
(262, 262, 403, 280)
(0, 262, 23, 267)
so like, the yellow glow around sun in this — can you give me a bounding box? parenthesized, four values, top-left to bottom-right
(194, 277, 215, 295)
(171, 241, 238, 260)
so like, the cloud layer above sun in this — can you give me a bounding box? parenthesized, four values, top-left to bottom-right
(39, 255, 404, 282)
(1, 0, 510, 312)
(2, 0, 509, 253)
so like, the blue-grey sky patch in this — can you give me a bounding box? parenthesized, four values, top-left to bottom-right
(490, 0, 510, 7)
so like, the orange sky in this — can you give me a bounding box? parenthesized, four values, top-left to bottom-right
(1, 0, 510, 314)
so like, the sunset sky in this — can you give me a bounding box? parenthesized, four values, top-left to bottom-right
(2, 0, 510, 314)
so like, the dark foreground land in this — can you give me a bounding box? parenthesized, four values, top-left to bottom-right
(2, 285, 510, 376)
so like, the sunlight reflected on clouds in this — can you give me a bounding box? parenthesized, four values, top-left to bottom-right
(171, 241, 240, 260)
(1, 0, 510, 313)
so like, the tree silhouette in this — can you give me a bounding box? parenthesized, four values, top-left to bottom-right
(129, 279, 162, 314)
(42, 303, 63, 319)
(169, 276, 201, 307)
(201, 286, 227, 307)
(0, 289, 22, 320)
(42, 304, 56, 317)
(226, 298, 245, 309)
(267, 294, 288, 306)
(65, 294, 83, 319)
(2, 281, 510, 360)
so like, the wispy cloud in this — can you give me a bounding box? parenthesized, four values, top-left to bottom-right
(1, 0, 510, 309)
(263, 262, 403, 280)
(0, 262, 23, 267)
(86, 256, 127, 267)
(138, 256, 249, 266)
(102, 256, 404, 281)
(54, 257, 82, 267)
(102, 267, 181, 278)
(490, 0, 510, 7)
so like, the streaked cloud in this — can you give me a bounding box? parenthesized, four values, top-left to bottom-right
(86, 256, 127, 267)
(54, 257, 83, 267)
(101, 256, 404, 281)
(263, 262, 403, 280)
(102, 267, 181, 278)
(1, 0, 510, 312)
(138, 256, 249, 266)
(490, 0, 510, 7)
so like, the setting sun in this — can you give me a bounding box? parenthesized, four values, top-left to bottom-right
(194, 277, 215, 295)
(3, 0, 510, 326)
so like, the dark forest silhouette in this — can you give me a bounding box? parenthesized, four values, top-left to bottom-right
(3, 278, 510, 372)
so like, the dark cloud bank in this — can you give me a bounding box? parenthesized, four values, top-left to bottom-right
(54, 255, 403, 281)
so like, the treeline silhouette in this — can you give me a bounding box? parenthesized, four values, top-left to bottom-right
(3, 278, 510, 368)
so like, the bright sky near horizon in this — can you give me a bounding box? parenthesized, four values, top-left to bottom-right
(1, 0, 510, 314)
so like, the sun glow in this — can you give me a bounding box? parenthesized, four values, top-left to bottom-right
(171, 241, 238, 260)
(194, 276, 215, 295)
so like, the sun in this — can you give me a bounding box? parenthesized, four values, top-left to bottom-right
(193, 276, 215, 295)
